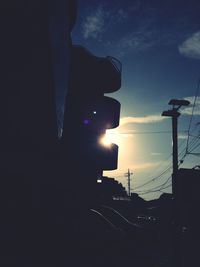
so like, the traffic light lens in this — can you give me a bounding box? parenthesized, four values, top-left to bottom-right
(99, 135, 112, 147)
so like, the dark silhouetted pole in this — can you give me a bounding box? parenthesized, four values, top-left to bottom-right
(162, 99, 190, 195)
(125, 169, 133, 196)
(162, 99, 190, 267)
(172, 114, 178, 175)
(172, 111, 180, 197)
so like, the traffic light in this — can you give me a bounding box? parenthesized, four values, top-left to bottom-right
(62, 45, 121, 174)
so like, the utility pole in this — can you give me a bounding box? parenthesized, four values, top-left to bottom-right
(124, 169, 133, 197)
(162, 99, 190, 267)
(162, 99, 190, 195)
(162, 108, 180, 194)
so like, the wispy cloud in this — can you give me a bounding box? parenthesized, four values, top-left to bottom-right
(119, 32, 157, 52)
(117, 9, 128, 20)
(131, 162, 162, 171)
(105, 129, 134, 146)
(178, 32, 200, 59)
(82, 6, 107, 39)
(178, 134, 188, 139)
(120, 114, 166, 126)
(151, 152, 163, 156)
(106, 131, 133, 139)
(182, 96, 200, 115)
(184, 96, 200, 104)
(118, 133, 133, 138)
(117, 12, 161, 53)
(116, 3, 177, 55)
(82, 6, 128, 40)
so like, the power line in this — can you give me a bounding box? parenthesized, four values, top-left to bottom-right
(185, 78, 200, 154)
(189, 141, 200, 153)
(138, 184, 172, 195)
(179, 129, 200, 163)
(131, 131, 200, 193)
(134, 176, 172, 194)
(146, 136, 189, 180)
(131, 166, 172, 191)
(116, 117, 198, 188)
(187, 153, 200, 157)
(131, 129, 198, 193)
(126, 131, 178, 134)
(144, 154, 172, 179)
(108, 130, 187, 135)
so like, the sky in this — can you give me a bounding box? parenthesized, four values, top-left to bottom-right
(71, 0, 200, 200)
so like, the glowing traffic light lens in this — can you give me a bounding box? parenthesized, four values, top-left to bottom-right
(99, 135, 112, 147)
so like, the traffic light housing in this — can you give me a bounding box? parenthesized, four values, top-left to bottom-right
(62, 45, 121, 174)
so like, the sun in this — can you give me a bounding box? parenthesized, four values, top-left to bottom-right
(99, 129, 121, 148)
(99, 134, 112, 147)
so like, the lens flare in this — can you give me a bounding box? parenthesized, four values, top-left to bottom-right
(99, 135, 112, 147)
(83, 119, 90, 125)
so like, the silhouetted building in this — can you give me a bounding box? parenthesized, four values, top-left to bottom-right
(97, 176, 127, 203)
(131, 193, 146, 203)
(177, 168, 200, 228)
(176, 168, 200, 266)
(159, 193, 173, 201)
(0, 1, 77, 265)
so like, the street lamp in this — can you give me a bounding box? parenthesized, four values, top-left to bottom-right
(162, 99, 190, 267)
(162, 99, 190, 195)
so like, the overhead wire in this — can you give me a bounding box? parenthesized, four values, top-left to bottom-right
(188, 141, 200, 153)
(138, 180, 172, 195)
(185, 78, 200, 155)
(178, 127, 200, 163)
(134, 176, 172, 194)
(131, 166, 172, 191)
(131, 127, 199, 195)
(131, 140, 187, 192)
(138, 184, 172, 195)
(131, 130, 200, 195)
(131, 126, 192, 192)
(108, 130, 187, 135)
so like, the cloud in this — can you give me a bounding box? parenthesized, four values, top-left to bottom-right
(178, 32, 200, 59)
(178, 134, 187, 139)
(106, 128, 136, 137)
(182, 96, 200, 115)
(116, 5, 168, 54)
(151, 152, 163, 156)
(117, 9, 128, 20)
(131, 162, 162, 171)
(82, 6, 106, 39)
(82, 6, 128, 40)
(119, 28, 158, 52)
(120, 114, 166, 126)
(184, 96, 200, 105)
(119, 133, 133, 138)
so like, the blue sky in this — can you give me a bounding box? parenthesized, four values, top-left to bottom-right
(72, 0, 200, 200)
